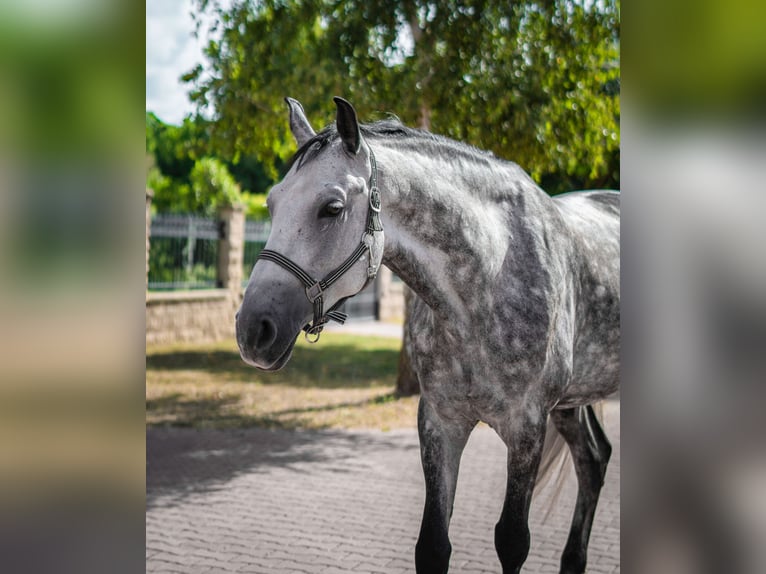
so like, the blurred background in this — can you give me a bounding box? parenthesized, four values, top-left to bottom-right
(0, 1, 144, 573)
(0, 0, 765, 572)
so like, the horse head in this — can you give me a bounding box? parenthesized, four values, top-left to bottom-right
(236, 97, 384, 370)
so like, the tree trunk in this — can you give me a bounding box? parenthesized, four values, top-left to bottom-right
(395, 285, 420, 396)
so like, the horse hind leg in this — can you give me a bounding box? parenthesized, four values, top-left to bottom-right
(415, 398, 476, 574)
(550, 404, 612, 574)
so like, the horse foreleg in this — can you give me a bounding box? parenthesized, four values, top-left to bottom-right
(550, 405, 612, 574)
(494, 413, 547, 574)
(415, 397, 475, 574)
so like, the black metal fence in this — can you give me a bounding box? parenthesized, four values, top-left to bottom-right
(148, 214, 222, 290)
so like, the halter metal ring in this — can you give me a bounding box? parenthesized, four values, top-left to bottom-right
(304, 324, 323, 343)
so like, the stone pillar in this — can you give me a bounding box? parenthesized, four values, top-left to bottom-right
(217, 204, 245, 296)
(146, 188, 154, 291)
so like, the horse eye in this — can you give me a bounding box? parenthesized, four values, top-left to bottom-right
(320, 201, 344, 218)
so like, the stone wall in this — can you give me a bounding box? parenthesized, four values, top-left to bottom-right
(146, 290, 239, 345)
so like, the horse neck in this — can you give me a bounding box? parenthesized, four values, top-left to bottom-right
(375, 141, 551, 329)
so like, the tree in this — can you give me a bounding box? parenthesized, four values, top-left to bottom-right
(187, 0, 619, 193)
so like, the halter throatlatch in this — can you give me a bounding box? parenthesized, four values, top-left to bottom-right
(256, 148, 382, 343)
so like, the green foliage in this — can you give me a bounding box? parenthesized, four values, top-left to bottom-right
(149, 254, 218, 289)
(147, 164, 191, 214)
(146, 111, 276, 217)
(189, 157, 243, 215)
(146, 111, 206, 182)
(228, 155, 280, 203)
(241, 192, 270, 220)
(187, 0, 620, 193)
(146, 166, 171, 199)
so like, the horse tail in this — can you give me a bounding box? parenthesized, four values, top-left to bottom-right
(533, 414, 570, 521)
(533, 401, 606, 522)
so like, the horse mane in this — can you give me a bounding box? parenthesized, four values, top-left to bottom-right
(285, 118, 507, 175)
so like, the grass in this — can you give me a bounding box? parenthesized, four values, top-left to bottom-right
(146, 333, 419, 430)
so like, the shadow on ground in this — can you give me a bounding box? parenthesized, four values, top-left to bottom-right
(146, 426, 419, 510)
(146, 391, 400, 430)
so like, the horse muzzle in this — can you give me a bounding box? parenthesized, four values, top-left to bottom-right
(235, 290, 308, 371)
(236, 311, 295, 370)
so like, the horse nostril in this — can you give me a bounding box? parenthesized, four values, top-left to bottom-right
(254, 318, 278, 351)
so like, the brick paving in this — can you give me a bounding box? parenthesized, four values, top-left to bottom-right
(147, 401, 619, 573)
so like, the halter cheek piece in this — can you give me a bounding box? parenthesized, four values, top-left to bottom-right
(256, 148, 383, 343)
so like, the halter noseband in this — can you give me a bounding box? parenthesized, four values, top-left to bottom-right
(256, 147, 383, 343)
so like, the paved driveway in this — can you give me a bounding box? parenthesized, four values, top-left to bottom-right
(147, 401, 619, 573)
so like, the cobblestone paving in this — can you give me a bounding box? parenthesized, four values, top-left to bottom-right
(147, 402, 619, 573)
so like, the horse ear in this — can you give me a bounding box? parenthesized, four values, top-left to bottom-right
(285, 97, 316, 147)
(333, 96, 361, 155)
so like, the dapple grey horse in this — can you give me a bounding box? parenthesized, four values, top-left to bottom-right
(236, 97, 619, 574)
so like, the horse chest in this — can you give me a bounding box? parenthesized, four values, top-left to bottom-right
(413, 334, 536, 422)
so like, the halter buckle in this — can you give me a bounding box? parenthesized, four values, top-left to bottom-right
(305, 282, 323, 303)
(361, 233, 378, 278)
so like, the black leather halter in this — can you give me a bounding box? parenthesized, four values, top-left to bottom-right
(256, 148, 383, 343)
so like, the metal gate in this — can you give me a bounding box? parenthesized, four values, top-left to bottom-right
(148, 214, 221, 290)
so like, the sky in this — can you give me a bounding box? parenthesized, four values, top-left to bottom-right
(146, 0, 209, 125)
